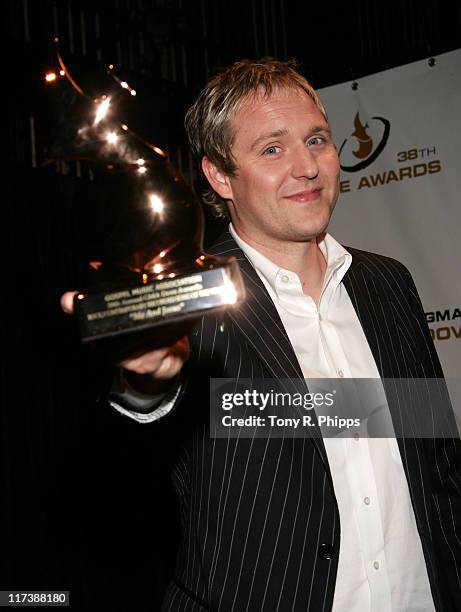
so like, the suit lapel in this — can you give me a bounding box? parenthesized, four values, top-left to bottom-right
(209, 230, 304, 378)
(342, 251, 397, 379)
(208, 230, 331, 469)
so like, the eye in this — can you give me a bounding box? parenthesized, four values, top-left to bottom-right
(263, 145, 281, 155)
(307, 136, 326, 146)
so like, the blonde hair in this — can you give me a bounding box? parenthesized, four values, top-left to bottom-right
(185, 58, 326, 220)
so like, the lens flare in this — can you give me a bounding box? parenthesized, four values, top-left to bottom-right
(94, 96, 111, 125)
(149, 193, 164, 214)
(106, 131, 118, 144)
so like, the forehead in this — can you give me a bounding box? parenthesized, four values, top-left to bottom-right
(230, 87, 327, 143)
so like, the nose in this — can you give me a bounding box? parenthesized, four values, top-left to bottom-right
(291, 145, 319, 180)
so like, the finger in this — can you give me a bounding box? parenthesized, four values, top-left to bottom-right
(118, 347, 170, 374)
(119, 337, 190, 377)
(154, 353, 184, 379)
(60, 291, 78, 314)
(154, 337, 190, 379)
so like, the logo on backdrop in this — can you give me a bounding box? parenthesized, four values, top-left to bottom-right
(338, 112, 390, 172)
(426, 307, 461, 342)
(337, 111, 441, 194)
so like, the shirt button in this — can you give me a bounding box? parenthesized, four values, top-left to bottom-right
(373, 561, 380, 570)
(281, 274, 290, 283)
(363, 496, 370, 505)
(338, 370, 344, 378)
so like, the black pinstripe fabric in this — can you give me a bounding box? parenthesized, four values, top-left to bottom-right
(160, 231, 461, 612)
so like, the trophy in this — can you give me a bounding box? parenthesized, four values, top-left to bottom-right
(44, 39, 244, 360)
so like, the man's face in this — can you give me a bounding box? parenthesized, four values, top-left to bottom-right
(219, 87, 340, 250)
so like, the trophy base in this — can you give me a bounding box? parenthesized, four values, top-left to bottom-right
(74, 262, 242, 361)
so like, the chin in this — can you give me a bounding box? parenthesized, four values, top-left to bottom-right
(286, 229, 326, 243)
(295, 218, 330, 239)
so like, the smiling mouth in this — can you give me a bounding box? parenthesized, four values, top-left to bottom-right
(285, 188, 322, 202)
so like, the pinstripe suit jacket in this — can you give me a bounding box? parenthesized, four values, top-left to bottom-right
(160, 230, 461, 612)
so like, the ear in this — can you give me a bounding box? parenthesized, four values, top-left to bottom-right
(201, 156, 233, 201)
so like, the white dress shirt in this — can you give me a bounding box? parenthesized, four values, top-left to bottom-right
(230, 225, 434, 612)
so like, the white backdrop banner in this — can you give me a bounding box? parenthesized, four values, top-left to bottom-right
(319, 49, 461, 391)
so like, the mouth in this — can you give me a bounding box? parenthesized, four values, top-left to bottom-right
(284, 188, 322, 202)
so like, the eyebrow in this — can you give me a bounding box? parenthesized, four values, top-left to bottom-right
(250, 129, 288, 152)
(250, 125, 332, 152)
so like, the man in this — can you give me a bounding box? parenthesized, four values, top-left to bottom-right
(63, 59, 461, 611)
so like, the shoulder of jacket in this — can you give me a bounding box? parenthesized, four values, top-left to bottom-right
(345, 245, 411, 277)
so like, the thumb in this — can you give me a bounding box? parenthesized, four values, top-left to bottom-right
(60, 291, 78, 314)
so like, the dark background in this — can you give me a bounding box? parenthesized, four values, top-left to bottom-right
(3, 1, 460, 610)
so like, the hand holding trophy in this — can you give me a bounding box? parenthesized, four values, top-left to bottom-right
(47, 39, 244, 381)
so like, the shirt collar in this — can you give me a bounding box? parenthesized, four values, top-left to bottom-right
(229, 223, 352, 298)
